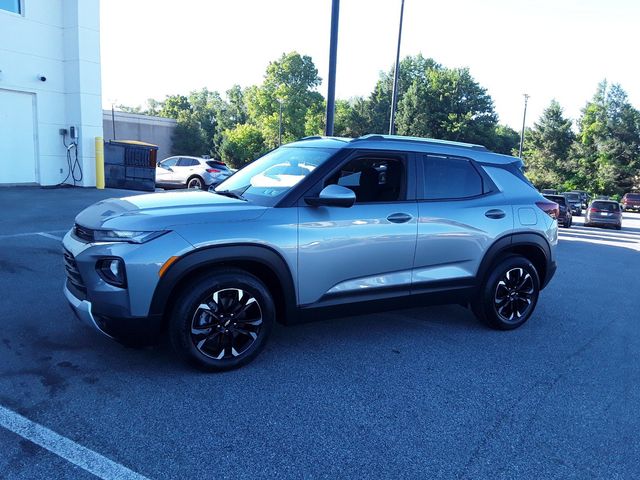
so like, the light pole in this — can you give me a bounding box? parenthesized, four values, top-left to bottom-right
(111, 102, 117, 140)
(518, 93, 530, 158)
(277, 98, 283, 146)
(389, 0, 405, 135)
(325, 0, 340, 136)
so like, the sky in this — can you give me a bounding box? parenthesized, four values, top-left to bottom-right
(100, 0, 640, 130)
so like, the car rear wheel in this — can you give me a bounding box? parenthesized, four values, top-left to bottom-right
(169, 269, 275, 371)
(186, 176, 205, 190)
(472, 255, 540, 330)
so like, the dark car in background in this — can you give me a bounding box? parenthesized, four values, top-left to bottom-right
(563, 192, 582, 216)
(621, 193, 640, 212)
(541, 189, 558, 195)
(571, 190, 591, 209)
(585, 200, 622, 230)
(544, 194, 572, 228)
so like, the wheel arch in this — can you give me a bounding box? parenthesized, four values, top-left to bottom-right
(477, 233, 553, 290)
(149, 244, 297, 327)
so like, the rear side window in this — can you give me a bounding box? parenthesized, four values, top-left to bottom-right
(420, 155, 483, 200)
(625, 193, 640, 200)
(592, 202, 620, 212)
(178, 158, 199, 167)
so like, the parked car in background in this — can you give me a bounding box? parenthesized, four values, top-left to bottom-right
(156, 156, 233, 190)
(63, 135, 557, 371)
(544, 194, 572, 228)
(541, 189, 558, 195)
(570, 190, 591, 209)
(621, 193, 640, 212)
(562, 192, 582, 216)
(585, 200, 622, 230)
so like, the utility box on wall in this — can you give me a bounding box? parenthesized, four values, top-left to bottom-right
(104, 140, 158, 192)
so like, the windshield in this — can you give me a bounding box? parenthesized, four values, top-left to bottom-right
(565, 193, 580, 201)
(592, 201, 620, 212)
(626, 193, 640, 200)
(214, 146, 337, 206)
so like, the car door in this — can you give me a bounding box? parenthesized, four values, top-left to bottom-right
(297, 152, 418, 306)
(155, 157, 179, 185)
(173, 158, 200, 184)
(412, 154, 513, 292)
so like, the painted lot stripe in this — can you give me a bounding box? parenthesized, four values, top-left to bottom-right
(37, 232, 63, 241)
(0, 404, 149, 480)
(0, 230, 67, 240)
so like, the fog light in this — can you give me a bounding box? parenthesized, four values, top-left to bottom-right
(96, 258, 127, 288)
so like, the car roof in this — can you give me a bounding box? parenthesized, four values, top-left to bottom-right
(288, 134, 521, 166)
(592, 199, 618, 204)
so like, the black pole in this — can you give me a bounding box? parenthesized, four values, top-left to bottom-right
(389, 0, 405, 135)
(518, 94, 529, 158)
(278, 100, 283, 146)
(111, 104, 116, 140)
(325, 0, 340, 136)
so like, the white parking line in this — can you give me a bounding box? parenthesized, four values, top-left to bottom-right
(37, 232, 63, 241)
(0, 404, 149, 480)
(0, 230, 66, 240)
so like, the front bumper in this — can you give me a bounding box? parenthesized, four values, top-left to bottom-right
(64, 281, 114, 339)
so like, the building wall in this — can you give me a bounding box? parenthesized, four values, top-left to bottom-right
(0, 0, 102, 186)
(103, 110, 177, 161)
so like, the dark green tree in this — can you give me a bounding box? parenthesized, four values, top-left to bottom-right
(522, 100, 576, 189)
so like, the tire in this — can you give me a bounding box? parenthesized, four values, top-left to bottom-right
(472, 255, 540, 330)
(186, 176, 205, 190)
(169, 268, 275, 371)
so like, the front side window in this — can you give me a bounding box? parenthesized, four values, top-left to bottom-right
(326, 156, 406, 203)
(215, 146, 337, 206)
(420, 155, 483, 200)
(0, 0, 21, 14)
(160, 157, 178, 168)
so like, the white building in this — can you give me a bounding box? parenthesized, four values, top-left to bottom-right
(0, 0, 102, 186)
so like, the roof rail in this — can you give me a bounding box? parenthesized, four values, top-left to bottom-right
(351, 134, 488, 151)
(299, 136, 324, 141)
(298, 136, 350, 142)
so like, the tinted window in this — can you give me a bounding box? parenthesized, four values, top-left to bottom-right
(626, 193, 640, 200)
(178, 158, 199, 167)
(421, 155, 483, 200)
(544, 195, 566, 206)
(592, 202, 620, 212)
(206, 161, 229, 170)
(328, 157, 405, 203)
(564, 193, 580, 201)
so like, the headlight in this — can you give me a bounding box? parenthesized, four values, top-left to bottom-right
(96, 258, 126, 288)
(93, 230, 168, 244)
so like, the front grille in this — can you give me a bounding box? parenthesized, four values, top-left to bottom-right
(63, 248, 87, 297)
(73, 224, 94, 243)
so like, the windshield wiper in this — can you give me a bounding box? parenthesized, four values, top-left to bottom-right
(214, 189, 247, 201)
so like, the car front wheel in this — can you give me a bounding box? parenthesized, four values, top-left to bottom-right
(473, 255, 540, 330)
(169, 269, 275, 371)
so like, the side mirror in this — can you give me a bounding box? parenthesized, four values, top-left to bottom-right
(305, 184, 356, 208)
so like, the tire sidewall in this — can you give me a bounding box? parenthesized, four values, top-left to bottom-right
(187, 176, 204, 190)
(479, 256, 540, 330)
(170, 269, 275, 371)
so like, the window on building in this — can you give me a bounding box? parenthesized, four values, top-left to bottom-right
(420, 155, 483, 200)
(0, 0, 21, 14)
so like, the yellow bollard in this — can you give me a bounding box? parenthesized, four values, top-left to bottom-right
(95, 136, 105, 189)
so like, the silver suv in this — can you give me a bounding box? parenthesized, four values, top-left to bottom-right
(63, 135, 558, 371)
(156, 156, 232, 190)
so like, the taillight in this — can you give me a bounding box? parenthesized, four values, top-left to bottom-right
(206, 168, 221, 173)
(589, 208, 600, 213)
(536, 201, 559, 219)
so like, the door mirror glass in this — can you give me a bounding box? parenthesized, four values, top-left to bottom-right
(305, 184, 356, 208)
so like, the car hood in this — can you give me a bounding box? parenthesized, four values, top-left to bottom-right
(75, 190, 267, 231)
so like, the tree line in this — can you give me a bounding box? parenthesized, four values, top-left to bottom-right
(118, 52, 640, 196)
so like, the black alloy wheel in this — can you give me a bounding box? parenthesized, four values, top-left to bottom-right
(170, 269, 275, 371)
(187, 176, 204, 190)
(472, 255, 540, 330)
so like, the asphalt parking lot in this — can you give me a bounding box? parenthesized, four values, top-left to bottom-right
(1, 187, 639, 479)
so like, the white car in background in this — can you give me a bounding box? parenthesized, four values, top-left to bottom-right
(156, 156, 233, 190)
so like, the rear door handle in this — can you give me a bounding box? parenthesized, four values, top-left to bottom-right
(387, 213, 413, 224)
(485, 209, 506, 219)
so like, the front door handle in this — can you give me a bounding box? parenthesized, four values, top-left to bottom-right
(485, 209, 506, 219)
(387, 213, 413, 224)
